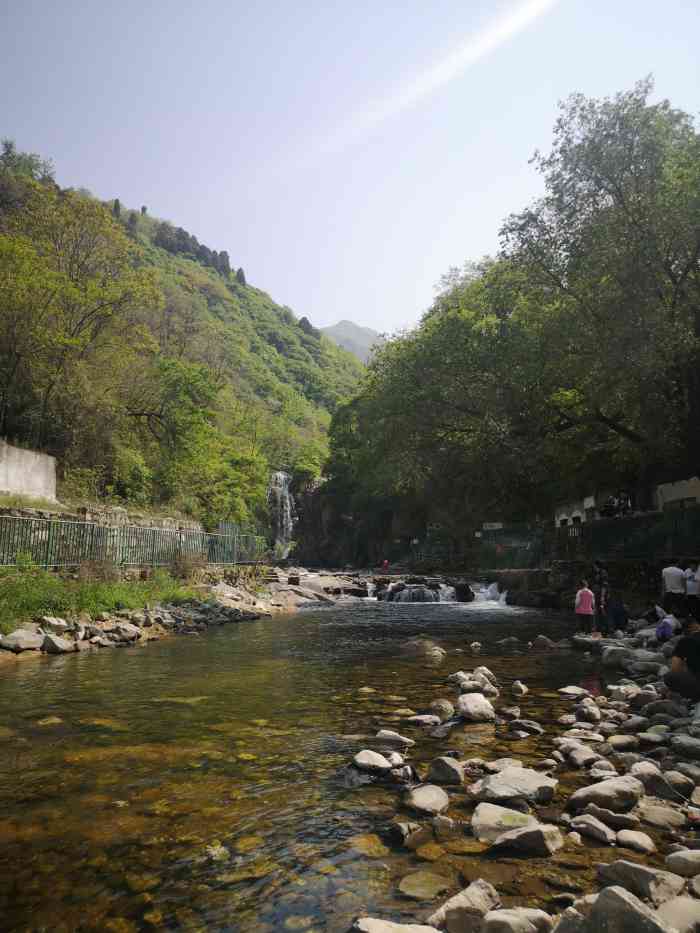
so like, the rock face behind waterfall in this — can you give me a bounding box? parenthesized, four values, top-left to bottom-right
(268, 471, 296, 558)
(387, 584, 439, 603)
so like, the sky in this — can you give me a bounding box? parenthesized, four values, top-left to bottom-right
(2, 0, 699, 334)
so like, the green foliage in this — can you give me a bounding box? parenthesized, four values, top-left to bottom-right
(0, 565, 195, 634)
(0, 141, 364, 528)
(325, 80, 700, 558)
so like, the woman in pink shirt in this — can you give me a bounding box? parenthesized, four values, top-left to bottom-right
(575, 579, 596, 634)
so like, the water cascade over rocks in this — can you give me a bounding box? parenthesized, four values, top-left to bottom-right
(267, 470, 296, 558)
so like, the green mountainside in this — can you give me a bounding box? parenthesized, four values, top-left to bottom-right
(0, 141, 364, 528)
(320, 320, 384, 363)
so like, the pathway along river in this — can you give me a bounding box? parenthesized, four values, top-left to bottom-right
(0, 598, 600, 932)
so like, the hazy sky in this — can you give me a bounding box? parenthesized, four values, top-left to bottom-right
(3, 1, 699, 333)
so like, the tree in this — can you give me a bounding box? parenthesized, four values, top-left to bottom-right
(218, 250, 231, 276)
(0, 139, 54, 181)
(127, 211, 138, 236)
(140, 205, 147, 215)
(236, 267, 246, 285)
(112, 198, 121, 219)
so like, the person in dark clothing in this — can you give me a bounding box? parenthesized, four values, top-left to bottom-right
(607, 594, 629, 633)
(592, 561, 609, 636)
(664, 636, 700, 702)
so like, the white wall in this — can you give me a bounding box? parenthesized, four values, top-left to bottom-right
(0, 440, 56, 500)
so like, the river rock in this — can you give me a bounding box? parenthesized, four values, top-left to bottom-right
(428, 757, 464, 785)
(655, 896, 700, 933)
(469, 767, 557, 805)
(398, 870, 451, 901)
(471, 803, 537, 842)
(490, 823, 563, 857)
(584, 804, 640, 830)
(617, 830, 656, 854)
(665, 849, 700, 877)
(0, 629, 45, 652)
(430, 700, 455, 722)
(354, 750, 393, 772)
(637, 800, 687, 830)
(597, 860, 686, 906)
(508, 720, 544, 736)
(427, 878, 500, 932)
(512, 681, 528, 697)
(404, 784, 450, 815)
(40, 616, 70, 634)
(42, 633, 77, 654)
(609, 735, 640, 752)
(533, 635, 556, 650)
(352, 920, 440, 932)
(585, 886, 676, 933)
(376, 729, 415, 747)
(407, 715, 442, 727)
(482, 907, 553, 932)
(113, 622, 141, 642)
(469, 642, 482, 655)
(457, 693, 496, 722)
(570, 814, 617, 845)
(558, 686, 590, 699)
(485, 758, 523, 773)
(568, 746, 601, 769)
(671, 735, 700, 760)
(567, 776, 644, 812)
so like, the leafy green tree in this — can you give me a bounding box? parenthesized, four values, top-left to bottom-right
(236, 267, 246, 285)
(0, 139, 54, 181)
(112, 198, 121, 219)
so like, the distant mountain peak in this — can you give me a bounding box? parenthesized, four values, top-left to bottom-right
(321, 320, 384, 364)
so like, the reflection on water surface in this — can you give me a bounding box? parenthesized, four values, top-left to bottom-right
(0, 600, 593, 932)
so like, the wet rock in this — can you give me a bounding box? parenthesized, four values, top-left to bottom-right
(0, 629, 45, 652)
(404, 784, 450, 816)
(482, 907, 553, 932)
(389, 821, 433, 850)
(585, 886, 675, 933)
(470, 643, 482, 655)
(665, 849, 700, 877)
(567, 776, 644, 813)
(617, 830, 656, 854)
(428, 757, 465, 785)
(469, 767, 558, 805)
(351, 920, 440, 932)
(430, 700, 455, 722)
(671, 735, 700, 761)
(583, 804, 640, 830)
(457, 694, 496, 723)
(558, 687, 591, 699)
(609, 735, 640, 753)
(353, 750, 393, 773)
(398, 870, 452, 901)
(655, 896, 700, 933)
(375, 729, 415, 747)
(427, 878, 500, 932)
(637, 800, 687, 830)
(512, 681, 528, 697)
(407, 715, 443, 727)
(501, 707, 522, 721)
(597, 860, 686, 906)
(42, 633, 77, 654)
(570, 814, 617, 845)
(574, 701, 602, 724)
(490, 823, 564, 857)
(568, 746, 601, 769)
(348, 833, 390, 858)
(473, 666, 497, 684)
(471, 803, 538, 842)
(533, 635, 557, 650)
(620, 716, 650, 733)
(432, 815, 460, 841)
(508, 720, 545, 736)
(459, 679, 499, 697)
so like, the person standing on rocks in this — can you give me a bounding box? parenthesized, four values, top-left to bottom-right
(662, 557, 686, 616)
(684, 560, 700, 619)
(575, 579, 596, 634)
(664, 635, 700, 704)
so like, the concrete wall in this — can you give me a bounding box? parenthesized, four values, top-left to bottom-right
(656, 476, 700, 510)
(0, 440, 56, 501)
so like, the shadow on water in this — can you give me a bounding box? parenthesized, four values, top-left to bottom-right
(0, 599, 600, 932)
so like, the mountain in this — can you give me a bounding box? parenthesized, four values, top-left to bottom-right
(0, 142, 365, 527)
(321, 320, 384, 364)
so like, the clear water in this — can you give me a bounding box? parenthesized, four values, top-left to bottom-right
(0, 601, 601, 932)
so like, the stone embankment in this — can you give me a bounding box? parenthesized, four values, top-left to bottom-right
(342, 628, 700, 932)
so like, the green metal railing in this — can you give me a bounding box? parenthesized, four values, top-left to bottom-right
(0, 514, 267, 569)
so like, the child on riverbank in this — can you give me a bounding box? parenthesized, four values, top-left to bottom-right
(575, 579, 595, 634)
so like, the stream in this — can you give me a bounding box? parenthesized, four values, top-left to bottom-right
(0, 598, 598, 932)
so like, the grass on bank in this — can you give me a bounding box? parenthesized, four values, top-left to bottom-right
(0, 563, 197, 634)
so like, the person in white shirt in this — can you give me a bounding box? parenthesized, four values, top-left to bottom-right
(662, 559, 686, 615)
(685, 562, 700, 620)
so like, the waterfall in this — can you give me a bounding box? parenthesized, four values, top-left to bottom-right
(268, 470, 296, 559)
